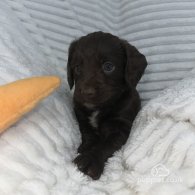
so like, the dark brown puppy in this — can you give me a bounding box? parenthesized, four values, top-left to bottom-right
(67, 31, 147, 180)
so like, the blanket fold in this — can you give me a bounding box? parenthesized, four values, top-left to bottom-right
(122, 70, 195, 195)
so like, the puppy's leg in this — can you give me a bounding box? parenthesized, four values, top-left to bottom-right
(99, 118, 132, 161)
(75, 118, 131, 180)
(74, 108, 98, 153)
(78, 129, 99, 153)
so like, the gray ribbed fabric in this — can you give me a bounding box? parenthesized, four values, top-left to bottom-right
(6, 0, 195, 104)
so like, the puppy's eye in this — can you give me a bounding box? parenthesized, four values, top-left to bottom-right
(75, 65, 81, 75)
(102, 62, 115, 73)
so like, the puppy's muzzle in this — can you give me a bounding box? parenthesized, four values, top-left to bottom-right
(80, 87, 96, 99)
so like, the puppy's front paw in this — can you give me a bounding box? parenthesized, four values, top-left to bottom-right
(73, 153, 104, 180)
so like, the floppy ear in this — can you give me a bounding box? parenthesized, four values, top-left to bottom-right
(122, 40, 147, 87)
(67, 40, 77, 89)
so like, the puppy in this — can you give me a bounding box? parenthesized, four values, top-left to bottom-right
(67, 31, 147, 180)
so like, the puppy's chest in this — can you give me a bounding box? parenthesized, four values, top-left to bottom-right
(88, 110, 99, 128)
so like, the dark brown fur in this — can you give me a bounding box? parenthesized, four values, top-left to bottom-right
(67, 31, 147, 180)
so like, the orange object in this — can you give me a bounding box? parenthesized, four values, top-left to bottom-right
(0, 76, 61, 133)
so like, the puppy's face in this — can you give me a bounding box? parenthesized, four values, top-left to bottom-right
(67, 32, 147, 107)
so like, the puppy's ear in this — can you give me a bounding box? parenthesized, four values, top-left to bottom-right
(122, 40, 147, 87)
(67, 40, 77, 89)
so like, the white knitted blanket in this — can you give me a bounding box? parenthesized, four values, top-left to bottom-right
(122, 69, 195, 195)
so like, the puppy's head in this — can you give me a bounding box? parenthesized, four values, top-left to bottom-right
(67, 32, 147, 107)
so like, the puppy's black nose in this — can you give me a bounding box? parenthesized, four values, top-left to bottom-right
(81, 88, 96, 97)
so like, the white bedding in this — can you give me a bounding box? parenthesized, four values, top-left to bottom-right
(1, 1, 195, 195)
(6, 0, 195, 104)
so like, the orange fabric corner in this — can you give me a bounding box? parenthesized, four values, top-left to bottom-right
(0, 76, 61, 133)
